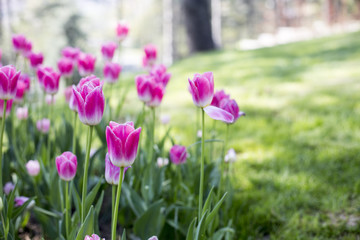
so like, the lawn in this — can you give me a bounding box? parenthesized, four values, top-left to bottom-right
(152, 31, 360, 239)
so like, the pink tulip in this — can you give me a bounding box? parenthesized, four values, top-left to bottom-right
(146, 83, 165, 108)
(26, 160, 40, 176)
(14, 80, 27, 102)
(72, 75, 105, 125)
(37, 66, 61, 95)
(143, 44, 157, 67)
(57, 57, 74, 77)
(106, 121, 141, 167)
(169, 145, 188, 165)
(101, 42, 117, 61)
(219, 98, 245, 124)
(0, 100, 13, 118)
(16, 107, 28, 120)
(29, 52, 44, 69)
(188, 72, 214, 108)
(55, 151, 77, 181)
(148, 237, 158, 240)
(77, 53, 96, 76)
(116, 22, 129, 41)
(3, 182, 14, 195)
(61, 47, 80, 61)
(105, 153, 131, 185)
(0, 65, 21, 100)
(12, 34, 32, 57)
(211, 90, 230, 108)
(103, 62, 121, 83)
(36, 118, 50, 133)
(19, 74, 30, 91)
(64, 86, 72, 103)
(150, 64, 171, 87)
(14, 196, 29, 207)
(135, 75, 154, 102)
(84, 234, 104, 240)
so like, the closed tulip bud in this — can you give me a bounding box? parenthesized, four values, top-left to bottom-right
(170, 145, 188, 165)
(84, 234, 104, 240)
(36, 118, 50, 133)
(14, 196, 35, 208)
(57, 57, 74, 77)
(103, 62, 121, 83)
(219, 98, 245, 124)
(37, 66, 60, 95)
(148, 237, 158, 240)
(150, 64, 171, 87)
(29, 52, 44, 69)
(105, 153, 130, 185)
(144, 44, 157, 66)
(16, 107, 28, 120)
(72, 75, 105, 125)
(0, 65, 21, 100)
(14, 80, 27, 102)
(12, 34, 32, 57)
(211, 90, 230, 108)
(56, 151, 77, 181)
(146, 83, 165, 108)
(78, 53, 96, 76)
(3, 182, 15, 195)
(106, 121, 141, 167)
(0, 99, 13, 118)
(188, 72, 214, 108)
(101, 42, 117, 61)
(135, 75, 154, 103)
(116, 22, 129, 41)
(62, 47, 80, 61)
(26, 160, 40, 176)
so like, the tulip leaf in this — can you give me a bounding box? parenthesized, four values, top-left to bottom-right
(12, 197, 35, 219)
(186, 217, 197, 240)
(195, 210, 208, 240)
(211, 227, 235, 240)
(122, 183, 147, 217)
(204, 192, 228, 229)
(122, 229, 126, 240)
(202, 187, 214, 217)
(75, 205, 95, 240)
(85, 177, 103, 214)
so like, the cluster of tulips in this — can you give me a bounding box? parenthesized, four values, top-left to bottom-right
(0, 20, 244, 240)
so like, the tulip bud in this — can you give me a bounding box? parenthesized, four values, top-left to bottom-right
(116, 22, 129, 41)
(72, 75, 105, 125)
(105, 153, 131, 185)
(36, 66, 61, 95)
(56, 151, 77, 181)
(211, 90, 230, 108)
(148, 236, 158, 240)
(12, 34, 32, 57)
(14, 196, 35, 209)
(0, 99, 13, 118)
(84, 234, 104, 240)
(0, 65, 21, 100)
(103, 62, 121, 83)
(3, 182, 15, 195)
(19, 74, 30, 91)
(150, 64, 171, 87)
(101, 42, 117, 61)
(62, 47, 80, 61)
(14, 80, 27, 102)
(29, 52, 44, 69)
(26, 160, 40, 176)
(36, 118, 50, 133)
(188, 72, 214, 108)
(106, 121, 141, 167)
(77, 53, 96, 76)
(170, 145, 188, 165)
(219, 98, 245, 124)
(143, 44, 157, 67)
(57, 57, 74, 77)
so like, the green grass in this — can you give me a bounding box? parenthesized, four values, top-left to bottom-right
(156, 31, 360, 239)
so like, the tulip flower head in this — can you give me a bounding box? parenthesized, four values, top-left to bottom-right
(64, 86, 77, 112)
(170, 145, 188, 165)
(37, 66, 61, 95)
(3, 182, 15, 195)
(157, 157, 169, 168)
(135, 75, 165, 107)
(0, 65, 21, 100)
(220, 98, 245, 124)
(57, 57, 74, 77)
(72, 75, 105, 125)
(29, 52, 44, 69)
(84, 234, 104, 240)
(26, 160, 40, 176)
(148, 237, 158, 240)
(56, 151, 77, 181)
(150, 64, 171, 88)
(19, 74, 30, 92)
(14, 80, 27, 102)
(116, 22, 129, 41)
(146, 83, 165, 108)
(14, 196, 35, 208)
(103, 62, 121, 83)
(188, 72, 214, 108)
(36, 118, 50, 133)
(0, 99, 13, 118)
(62, 47, 80, 61)
(105, 153, 131, 185)
(101, 42, 117, 61)
(106, 121, 141, 167)
(211, 89, 230, 108)
(78, 53, 96, 76)
(143, 44, 157, 68)
(16, 107, 28, 120)
(12, 34, 32, 57)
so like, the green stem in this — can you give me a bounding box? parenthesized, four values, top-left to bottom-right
(65, 181, 70, 239)
(149, 107, 155, 163)
(72, 112, 78, 153)
(111, 167, 124, 240)
(0, 99, 7, 196)
(112, 185, 116, 227)
(218, 124, 229, 199)
(46, 96, 53, 166)
(1, 212, 8, 240)
(198, 108, 205, 220)
(81, 125, 93, 223)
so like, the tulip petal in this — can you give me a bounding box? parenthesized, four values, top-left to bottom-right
(124, 127, 141, 165)
(106, 126, 124, 166)
(203, 106, 234, 123)
(84, 86, 105, 125)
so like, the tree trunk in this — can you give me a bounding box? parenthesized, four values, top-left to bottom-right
(183, 0, 215, 52)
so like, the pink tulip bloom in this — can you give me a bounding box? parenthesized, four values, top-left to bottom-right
(29, 52, 44, 69)
(16, 107, 28, 120)
(148, 237, 158, 240)
(211, 90, 230, 108)
(146, 83, 165, 108)
(72, 75, 105, 125)
(14, 80, 27, 102)
(14, 196, 29, 207)
(170, 145, 188, 165)
(219, 98, 245, 124)
(188, 72, 214, 108)
(101, 42, 117, 61)
(0, 99, 13, 118)
(106, 121, 141, 167)
(3, 182, 15, 195)
(37, 66, 61, 95)
(12, 34, 32, 57)
(84, 234, 104, 240)
(77, 53, 96, 76)
(61, 47, 80, 61)
(26, 160, 40, 176)
(105, 153, 130, 185)
(150, 64, 171, 87)
(103, 62, 121, 83)
(143, 44, 157, 68)
(116, 22, 129, 41)
(56, 151, 77, 181)
(57, 57, 74, 77)
(135, 74, 154, 103)
(19, 74, 30, 91)
(36, 118, 50, 133)
(0, 65, 21, 100)
(64, 86, 72, 103)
